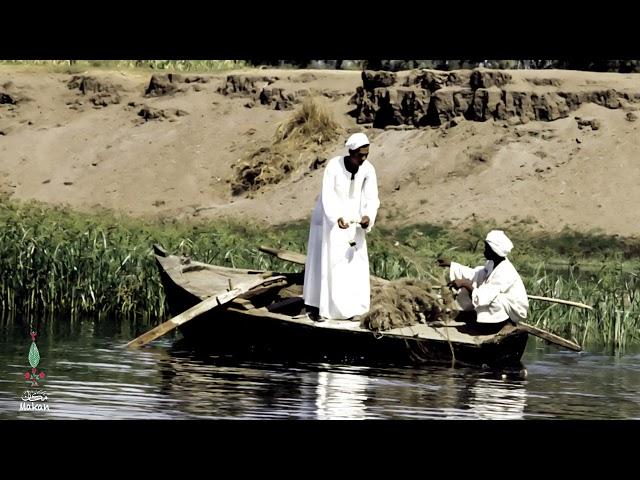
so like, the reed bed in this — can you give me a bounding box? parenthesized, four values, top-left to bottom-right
(1, 198, 638, 350)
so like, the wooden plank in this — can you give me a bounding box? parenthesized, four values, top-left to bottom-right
(259, 245, 306, 265)
(224, 306, 483, 345)
(230, 298, 256, 310)
(237, 280, 288, 299)
(227, 305, 315, 326)
(127, 275, 285, 348)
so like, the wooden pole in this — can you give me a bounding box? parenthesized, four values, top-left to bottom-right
(518, 322, 582, 352)
(527, 295, 593, 310)
(127, 275, 285, 348)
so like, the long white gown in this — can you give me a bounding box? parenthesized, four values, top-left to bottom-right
(303, 156, 380, 319)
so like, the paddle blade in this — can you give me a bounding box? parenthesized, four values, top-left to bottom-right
(518, 322, 582, 352)
(127, 293, 229, 349)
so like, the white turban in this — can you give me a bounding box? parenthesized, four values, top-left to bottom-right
(485, 230, 513, 257)
(345, 132, 370, 151)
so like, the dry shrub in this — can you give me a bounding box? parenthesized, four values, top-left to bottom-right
(361, 278, 458, 332)
(232, 97, 343, 195)
(274, 96, 342, 145)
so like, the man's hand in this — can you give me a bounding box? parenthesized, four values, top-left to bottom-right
(448, 278, 473, 292)
(360, 216, 371, 229)
(437, 257, 451, 267)
(337, 217, 349, 229)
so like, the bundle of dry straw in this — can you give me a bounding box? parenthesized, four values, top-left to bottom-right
(360, 278, 458, 332)
(232, 97, 342, 195)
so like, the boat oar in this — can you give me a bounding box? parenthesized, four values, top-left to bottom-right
(261, 246, 595, 310)
(259, 245, 389, 285)
(259, 245, 585, 351)
(527, 295, 593, 310)
(429, 286, 594, 311)
(127, 275, 285, 349)
(517, 322, 582, 351)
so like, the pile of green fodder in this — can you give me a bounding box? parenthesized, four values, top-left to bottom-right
(231, 97, 343, 195)
(361, 278, 458, 332)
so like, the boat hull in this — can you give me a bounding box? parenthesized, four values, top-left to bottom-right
(178, 311, 528, 366)
(154, 249, 528, 367)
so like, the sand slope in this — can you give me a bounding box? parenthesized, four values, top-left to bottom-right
(1, 66, 638, 237)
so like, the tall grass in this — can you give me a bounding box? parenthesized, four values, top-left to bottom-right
(526, 264, 640, 351)
(1, 198, 639, 350)
(0, 199, 305, 323)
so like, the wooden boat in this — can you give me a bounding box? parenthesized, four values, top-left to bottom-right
(151, 244, 530, 367)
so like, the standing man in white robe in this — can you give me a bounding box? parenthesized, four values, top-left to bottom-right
(303, 132, 380, 321)
(437, 230, 529, 324)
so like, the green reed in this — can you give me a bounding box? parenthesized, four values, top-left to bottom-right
(0, 199, 306, 322)
(525, 263, 640, 351)
(1, 198, 638, 350)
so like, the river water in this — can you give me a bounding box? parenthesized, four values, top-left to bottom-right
(1, 317, 639, 420)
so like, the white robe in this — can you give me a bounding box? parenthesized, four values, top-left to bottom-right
(303, 156, 380, 319)
(450, 259, 529, 323)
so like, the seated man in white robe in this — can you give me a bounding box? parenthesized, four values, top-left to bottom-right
(437, 230, 529, 325)
(303, 132, 380, 321)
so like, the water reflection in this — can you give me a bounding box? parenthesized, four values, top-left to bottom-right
(315, 366, 370, 420)
(1, 317, 640, 419)
(467, 378, 527, 420)
(155, 348, 314, 419)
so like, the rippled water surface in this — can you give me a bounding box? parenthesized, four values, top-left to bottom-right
(2, 318, 639, 419)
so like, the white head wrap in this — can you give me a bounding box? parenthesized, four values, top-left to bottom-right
(345, 132, 370, 151)
(485, 230, 513, 257)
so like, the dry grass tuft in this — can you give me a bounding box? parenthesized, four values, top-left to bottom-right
(232, 97, 343, 195)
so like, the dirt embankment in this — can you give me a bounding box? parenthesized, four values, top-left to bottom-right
(0, 65, 639, 237)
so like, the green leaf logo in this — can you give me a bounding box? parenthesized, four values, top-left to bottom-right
(28, 342, 40, 369)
